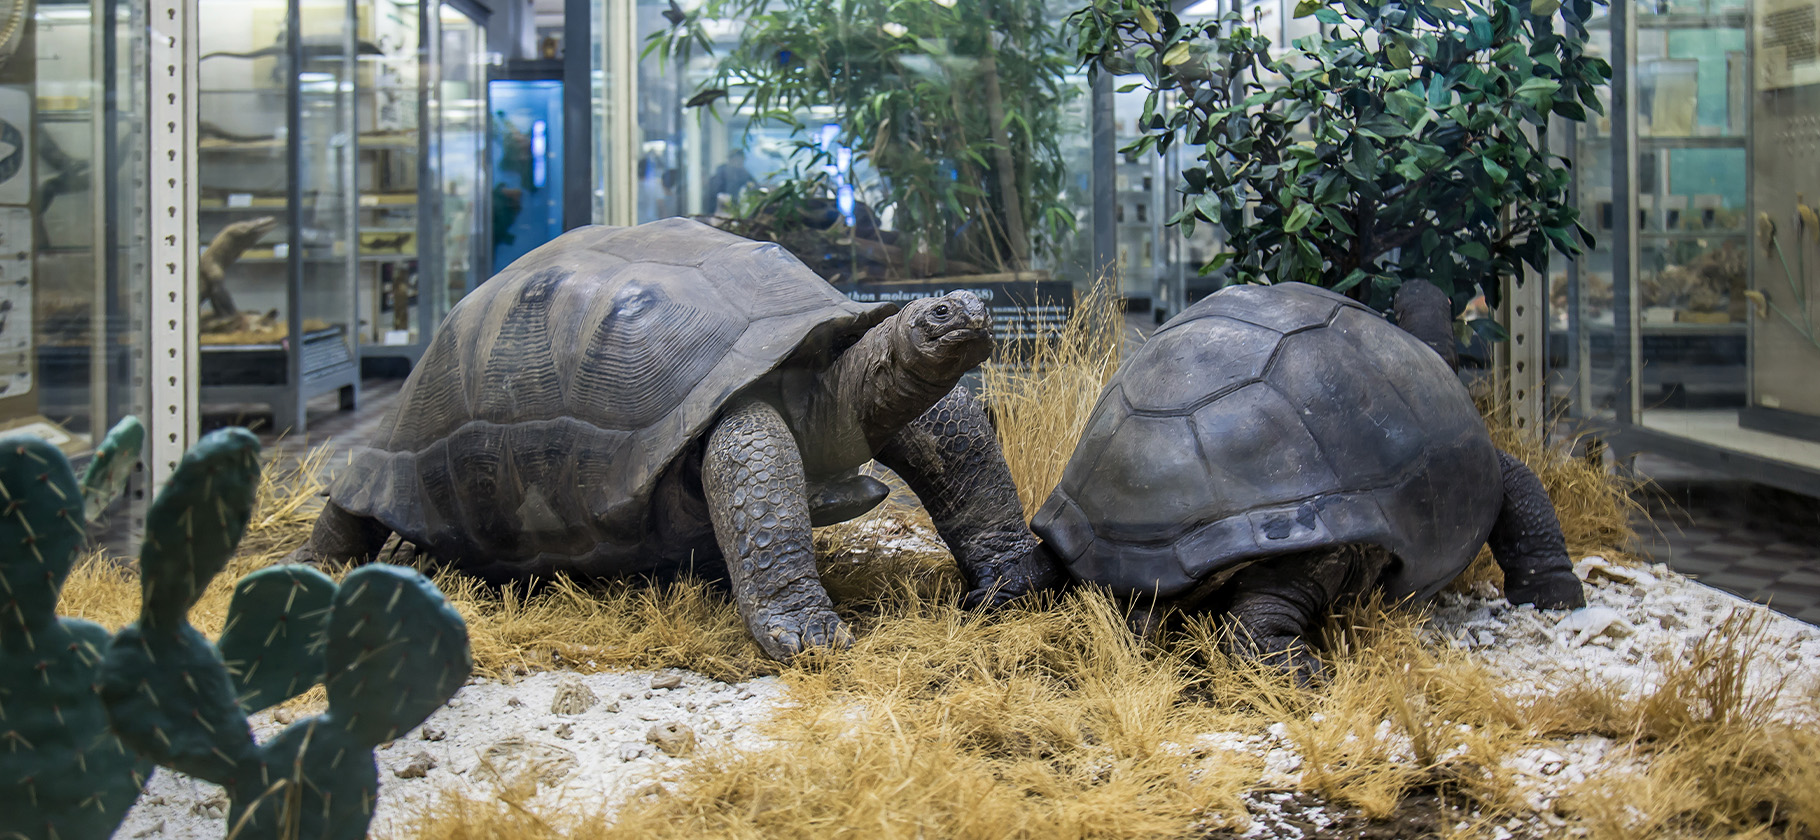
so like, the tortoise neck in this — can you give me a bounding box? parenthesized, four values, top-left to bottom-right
(792, 313, 962, 476)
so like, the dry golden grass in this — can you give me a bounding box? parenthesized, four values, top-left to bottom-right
(980, 278, 1127, 516)
(55, 281, 1815, 839)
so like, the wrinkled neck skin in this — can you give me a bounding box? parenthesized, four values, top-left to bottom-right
(792, 314, 970, 477)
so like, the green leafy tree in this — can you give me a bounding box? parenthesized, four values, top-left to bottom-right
(655, 0, 1077, 273)
(1068, 0, 1610, 314)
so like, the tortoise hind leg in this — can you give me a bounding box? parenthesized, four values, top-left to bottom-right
(1488, 450, 1585, 609)
(703, 399, 851, 662)
(1217, 548, 1387, 685)
(287, 500, 392, 568)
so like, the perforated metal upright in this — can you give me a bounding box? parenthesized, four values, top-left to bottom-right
(147, 0, 201, 492)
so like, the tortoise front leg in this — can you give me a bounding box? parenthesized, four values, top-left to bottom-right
(874, 385, 1065, 609)
(1488, 450, 1584, 609)
(703, 399, 852, 662)
(287, 500, 393, 568)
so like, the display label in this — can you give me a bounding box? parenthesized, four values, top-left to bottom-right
(832, 279, 1076, 348)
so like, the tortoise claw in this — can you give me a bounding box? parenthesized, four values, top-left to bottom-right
(757, 608, 852, 661)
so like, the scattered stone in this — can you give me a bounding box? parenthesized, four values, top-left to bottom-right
(1557, 605, 1635, 648)
(479, 736, 579, 788)
(132, 819, 166, 838)
(651, 673, 683, 690)
(419, 724, 447, 742)
(603, 701, 621, 713)
(647, 722, 696, 757)
(555, 721, 575, 739)
(394, 752, 436, 779)
(506, 696, 524, 708)
(272, 708, 294, 725)
(550, 675, 600, 715)
(618, 742, 646, 762)
(189, 792, 227, 820)
(635, 781, 666, 798)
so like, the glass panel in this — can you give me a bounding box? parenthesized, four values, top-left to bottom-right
(196, 0, 293, 343)
(1739, 0, 1820, 464)
(1633, 5, 1750, 434)
(295, 0, 360, 422)
(2, 0, 150, 531)
(196, 0, 360, 433)
(623, 0, 1091, 287)
(488, 77, 564, 275)
(357, 0, 421, 352)
(436, 3, 486, 312)
(1555, 10, 1620, 418)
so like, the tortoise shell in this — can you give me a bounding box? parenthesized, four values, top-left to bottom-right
(329, 218, 895, 567)
(1031, 282, 1501, 602)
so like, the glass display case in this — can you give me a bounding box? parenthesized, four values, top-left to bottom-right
(1554, 0, 1820, 493)
(356, 0, 490, 365)
(196, 0, 361, 434)
(0, 0, 151, 527)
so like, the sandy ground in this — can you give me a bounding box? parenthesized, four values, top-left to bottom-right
(110, 553, 1820, 840)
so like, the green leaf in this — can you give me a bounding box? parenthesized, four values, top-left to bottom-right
(1284, 202, 1318, 233)
(1483, 158, 1508, 184)
(1333, 268, 1370, 292)
(1388, 43, 1413, 70)
(1117, 82, 1145, 93)
(1135, 5, 1159, 34)
(1459, 241, 1491, 260)
(1164, 42, 1193, 65)
(1314, 7, 1342, 23)
(1293, 0, 1323, 18)
(1531, 0, 1561, 15)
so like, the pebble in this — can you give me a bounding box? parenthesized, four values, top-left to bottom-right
(393, 751, 436, 779)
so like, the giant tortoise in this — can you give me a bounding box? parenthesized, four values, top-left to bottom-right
(1030, 280, 1584, 677)
(292, 218, 1057, 660)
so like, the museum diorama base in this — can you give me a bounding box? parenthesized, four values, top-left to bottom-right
(32, 289, 1818, 840)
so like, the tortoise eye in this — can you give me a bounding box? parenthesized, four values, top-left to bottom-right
(932, 303, 952, 320)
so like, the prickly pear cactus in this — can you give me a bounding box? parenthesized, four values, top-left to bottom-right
(78, 415, 144, 523)
(100, 427, 472, 840)
(0, 431, 153, 840)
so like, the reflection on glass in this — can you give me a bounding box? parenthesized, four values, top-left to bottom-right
(436, 3, 487, 312)
(489, 78, 564, 275)
(3, 0, 147, 469)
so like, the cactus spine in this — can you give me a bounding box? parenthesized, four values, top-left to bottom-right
(1, 423, 154, 840)
(100, 427, 472, 840)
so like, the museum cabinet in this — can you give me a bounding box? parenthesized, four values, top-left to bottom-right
(0, 0, 153, 532)
(194, 0, 488, 433)
(1552, 0, 1820, 494)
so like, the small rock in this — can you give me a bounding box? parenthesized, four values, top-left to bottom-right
(479, 736, 579, 788)
(507, 696, 524, 708)
(132, 819, 166, 838)
(1558, 606, 1635, 648)
(618, 743, 646, 761)
(420, 724, 446, 742)
(550, 675, 599, 715)
(273, 708, 295, 725)
(639, 710, 662, 721)
(651, 674, 683, 690)
(603, 701, 621, 713)
(635, 781, 666, 798)
(190, 792, 227, 820)
(394, 751, 436, 779)
(647, 722, 696, 757)
(555, 722, 575, 739)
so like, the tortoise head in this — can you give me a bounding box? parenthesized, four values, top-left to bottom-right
(892, 291, 993, 381)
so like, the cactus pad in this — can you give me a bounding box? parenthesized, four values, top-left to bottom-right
(1, 432, 151, 840)
(99, 428, 473, 840)
(79, 416, 144, 524)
